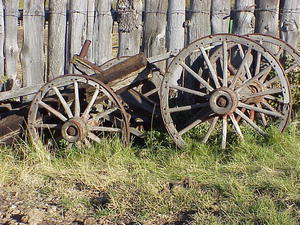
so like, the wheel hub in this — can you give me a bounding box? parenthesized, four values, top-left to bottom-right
(61, 118, 89, 143)
(209, 87, 238, 115)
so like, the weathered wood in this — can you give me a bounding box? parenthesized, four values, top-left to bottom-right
(0, 0, 4, 90)
(0, 84, 43, 102)
(255, 0, 280, 37)
(188, 0, 211, 43)
(211, 0, 230, 34)
(68, 0, 87, 73)
(93, 0, 113, 65)
(232, 0, 255, 35)
(143, 0, 168, 72)
(4, 0, 19, 90)
(167, 0, 185, 85)
(48, 0, 68, 80)
(117, 0, 142, 57)
(280, 0, 300, 49)
(86, 0, 95, 60)
(21, 0, 45, 88)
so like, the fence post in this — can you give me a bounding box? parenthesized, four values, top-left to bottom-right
(211, 0, 230, 34)
(93, 0, 113, 65)
(143, 0, 168, 72)
(48, 0, 68, 80)
(255, 0, 280, 37)
(21, 0, 45, 88)
(167, 0, 185, 85)
(188, 0, 211, 43)
(68, 0, 87, 73)
(117, 0, 142, 57)
(0, 0, 4, 88)
(232, 0, 255, 35)
(4, 0, 19, 90)
(280, 0, 300, 49)
(87, 0, 95, 60)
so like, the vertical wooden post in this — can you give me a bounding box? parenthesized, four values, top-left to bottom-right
(86, 0, 95, 60)
(4, 0, 19, 89)
(93, 0, 113, 65)
(0, 0, 4, 88)
(167, 0, 185, 85)
(232, 0, 255, 35)
(48, 0, 68, 80)
(255, 0, 280, 37)
(68, 0, 87, 73)
(143, 0, 168, 72)
(188, 0, 211, 43)
(280, 0, 300, 49)
(117, 0, 143, 57)
(211, 0, 230, 34)
(21, 0, 45, 88)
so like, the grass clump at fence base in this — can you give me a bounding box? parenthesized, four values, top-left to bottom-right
(0, 125, 299, 224)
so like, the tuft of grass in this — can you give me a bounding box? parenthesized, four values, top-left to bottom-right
(0, 125, 299, 224)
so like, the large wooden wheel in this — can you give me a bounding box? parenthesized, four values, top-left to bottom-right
(160, 34, 292, 149)
(28, 74, 130, 148)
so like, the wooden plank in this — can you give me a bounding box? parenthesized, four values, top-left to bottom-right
(211, 0, 231, 34)
(93, 0, 113, 65)
(117, 0, 143, 57)
(86, 0, 95, 60)
(143, 0, 168, 73)
(48, 0, 68, 80)
(255, 0, 280, 37)
(0, 84, 43, 102)
(280, 0, 300, 49)
(68, 0, 87, 73)
(4, 0, 20, 90)
(232, 0, 255, 35)
(167, 0, 185, 85)
(21, 0, 45, 89)
(188, 0, 211, 42)
(0, 0, 4, 90)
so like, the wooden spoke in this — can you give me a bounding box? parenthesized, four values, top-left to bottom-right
(33, 124, 60, 129)
(230, 48, 252, 89)
(221, 116, 228, 149)
(261, 100, 280, 113)
(240, 88, 282, 100)
(84, 138, 92, 148)
(180, 62, 214, 92)
(170, 84, 208, 97)
(88, 132, 102, 144)
(88, 126, 122, 132)
(200, 47, 221, 88)
(52, 86, 73, 119)
(144, 88, 159, 97)
(74, 81, 80, 117)
(167, 102, 209, 113)
(255, 52, 262, 76)
(39, 101, 68, 122)
(203, 116, 218, 143)
(223, 41, 228, 87)
(285, 64, 298, 74)
(229, 114, 244, 140)
(235, 109, 267, 136)
(264, 77, 280, 87)
(238, 102, 284, 118)
(237, 44, 252, 79)
(256, 103, 268, 127)
(264, 95, 284, 104)
(92, 107, 118, 121)
(178, 109, 211, 136)
(83, 86, 100, 119)
(259, 66, 273, 84)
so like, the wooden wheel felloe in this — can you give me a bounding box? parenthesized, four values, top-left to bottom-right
(28, 74, 130, 148)
(160, 34, 292, 149)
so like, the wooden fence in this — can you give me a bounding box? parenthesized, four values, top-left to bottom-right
(0, 0, 299, 91)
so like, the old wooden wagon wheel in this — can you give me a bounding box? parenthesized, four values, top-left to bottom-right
(28, 74, 130, 148)
(160, 34, 291, 149)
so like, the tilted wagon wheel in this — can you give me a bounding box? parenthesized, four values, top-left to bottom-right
(28, 74, 130, 148)
(160, 34, 291, 149)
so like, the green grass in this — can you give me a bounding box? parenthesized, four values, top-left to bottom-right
(0, 125, 299, 224)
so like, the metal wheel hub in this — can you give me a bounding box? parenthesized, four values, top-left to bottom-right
(209, 87, 238, 115)
(61, 117, 89, 143)
(243, 80, 265, 104)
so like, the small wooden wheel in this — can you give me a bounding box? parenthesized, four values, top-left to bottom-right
(28, 74, 130, 148)
(160, 34, 291, 149)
